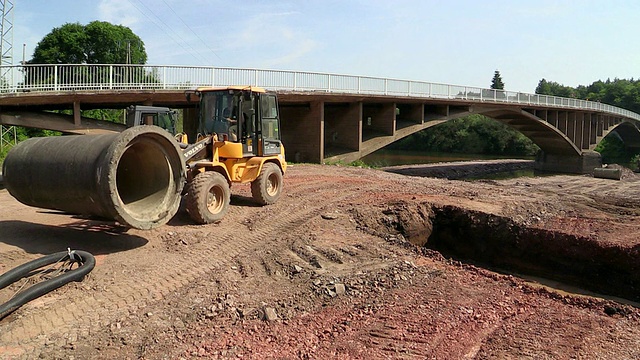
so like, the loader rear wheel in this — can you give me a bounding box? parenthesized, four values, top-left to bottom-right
(185, 171, 230, 224)
(251, 163, 283, 205)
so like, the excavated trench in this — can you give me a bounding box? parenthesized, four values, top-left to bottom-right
(368, 203, 640, 304)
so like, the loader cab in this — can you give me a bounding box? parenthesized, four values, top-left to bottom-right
(126, 105, 177, 135)
(197, 86, 283, 157)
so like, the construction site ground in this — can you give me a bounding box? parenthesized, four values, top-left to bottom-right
(1, 162, 640, 359)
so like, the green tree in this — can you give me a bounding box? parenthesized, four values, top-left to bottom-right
(535, 78, 575, 97)
(25, 21, 155, 96)
(390, 115, 539, 156)
(491, 70, 505, 90)
(30, 21, 147, 64)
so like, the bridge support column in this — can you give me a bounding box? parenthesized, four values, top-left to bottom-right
(280, 101, 324, 163)
(534, 151, 601, 174)
(73, 101, 81, 126)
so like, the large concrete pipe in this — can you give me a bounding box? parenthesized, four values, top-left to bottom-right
(2, 126, 186, 229)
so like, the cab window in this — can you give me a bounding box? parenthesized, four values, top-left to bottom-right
(260, 94, 279, 140)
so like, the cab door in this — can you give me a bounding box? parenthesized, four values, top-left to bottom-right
(240, 92, 259, 157)
(259, 93, 282, 156)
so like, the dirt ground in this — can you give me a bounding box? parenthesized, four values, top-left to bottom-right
(1, 162, 640, 359)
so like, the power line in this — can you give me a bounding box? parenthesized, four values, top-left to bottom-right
(160, 0, 221, 61)
(125, 0, 208, 64)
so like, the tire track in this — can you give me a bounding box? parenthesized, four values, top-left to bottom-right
(0, 175, 380, 354)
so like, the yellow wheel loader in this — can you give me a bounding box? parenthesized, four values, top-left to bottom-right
(2, 86, 286, 229)
(179, 86, 287, 224)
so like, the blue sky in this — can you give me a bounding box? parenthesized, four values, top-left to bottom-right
(13, 0, 640, 93)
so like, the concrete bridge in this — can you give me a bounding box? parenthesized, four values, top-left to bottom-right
(1, 64, 639, 173)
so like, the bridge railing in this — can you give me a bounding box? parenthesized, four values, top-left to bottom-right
(1, 64, 639, 120)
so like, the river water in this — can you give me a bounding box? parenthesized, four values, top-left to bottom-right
(362, 149, 537, 179)
(361, 149, 533, 167)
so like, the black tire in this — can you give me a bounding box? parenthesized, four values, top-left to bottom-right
(251, 163, 283, 205)
(184, 171, 231, 224)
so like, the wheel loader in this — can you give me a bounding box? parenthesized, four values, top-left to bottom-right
(178, 86, 287, 224)
(2, 86, 285, 229)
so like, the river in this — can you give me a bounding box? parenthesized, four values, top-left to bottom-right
(361, 149, 534, 167)
(361, 149, 537, 180)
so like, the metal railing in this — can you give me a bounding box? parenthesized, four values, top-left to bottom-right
(1, 64, 639, 121)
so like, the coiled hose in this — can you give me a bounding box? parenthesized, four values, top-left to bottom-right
(0, 250, 95, 320)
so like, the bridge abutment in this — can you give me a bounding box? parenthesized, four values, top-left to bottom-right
(534, 151, 602, 174)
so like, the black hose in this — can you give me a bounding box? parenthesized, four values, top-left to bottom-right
(0, 250, 96, 320)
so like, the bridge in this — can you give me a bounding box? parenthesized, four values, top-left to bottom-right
(1, 64, 640, 173)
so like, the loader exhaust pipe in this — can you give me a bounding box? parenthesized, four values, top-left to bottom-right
(2, 126, 186, 230)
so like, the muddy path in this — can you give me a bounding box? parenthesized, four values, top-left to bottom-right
(1, 164, 640, 359)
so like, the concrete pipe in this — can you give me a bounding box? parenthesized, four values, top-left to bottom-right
(2, 126, 186, 229)
(593, 167, 622, 180)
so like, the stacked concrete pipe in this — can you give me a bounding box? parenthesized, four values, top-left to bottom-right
(2, 126, 186, 229)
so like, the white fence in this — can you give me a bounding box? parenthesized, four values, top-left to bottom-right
(2, 64, 639, 121)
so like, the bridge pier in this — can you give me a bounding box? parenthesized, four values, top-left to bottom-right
(534, 151, 602, 174)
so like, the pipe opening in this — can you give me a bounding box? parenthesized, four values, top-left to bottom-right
(116, 139, 176, 218)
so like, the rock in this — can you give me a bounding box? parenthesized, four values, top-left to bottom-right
(263, 307, 278, 321)
(293, 265, 303, 274)
(321, 213, 338, 220)
(174, 318, 186, 329)
(334, 283, 346, 295)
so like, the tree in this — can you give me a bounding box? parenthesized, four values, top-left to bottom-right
(25, 21, 153, 93)
(534, 79, 575, 98)
(22, 21, 151, 126)
(390, 114, 539, 156)
(30, 21, 147, 64)
(491, 70, 505, 90)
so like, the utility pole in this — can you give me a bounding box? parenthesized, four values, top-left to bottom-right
(0, 0, 16, 151)
(119, 39, 141, 64)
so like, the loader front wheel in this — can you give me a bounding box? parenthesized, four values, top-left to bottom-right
(251, 163, 283, 205)
(185, 172, 231, 224)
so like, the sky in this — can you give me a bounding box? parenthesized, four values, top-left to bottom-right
(11, 0, 640, 93)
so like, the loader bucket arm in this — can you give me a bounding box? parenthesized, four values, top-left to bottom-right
(182, 136, 213, 162)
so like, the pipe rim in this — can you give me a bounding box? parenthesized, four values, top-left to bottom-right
(101, 126, 186, 229)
